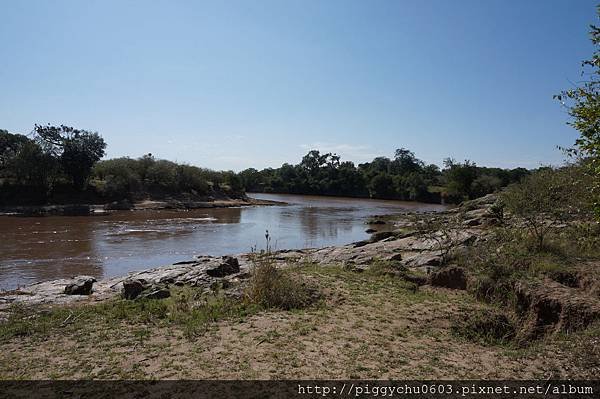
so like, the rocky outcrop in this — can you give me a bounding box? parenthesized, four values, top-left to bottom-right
(0, 255, 253, 308)
(206, 256, 240, 277)
(140, 285, 171, 300)
(64, 276, 96, 295)
(122, 279, 147, 299)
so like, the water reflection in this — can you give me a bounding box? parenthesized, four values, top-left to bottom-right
(0, 193, 446, 289)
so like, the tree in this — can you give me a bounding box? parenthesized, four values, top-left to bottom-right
(300, 150, 328, 174)
(34, 124, 106, 189)
(556, 6, 600, 216)
(443, 158, 478, 200)
(239, 168, 262, 192)
(0, 129, 30, 170)
(0, 130, 57, 193)
(392, 148, 423, 175)
(368, 172, 396, 199)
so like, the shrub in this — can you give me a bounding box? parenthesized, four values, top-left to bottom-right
(244, 234, 319, 310)
(501, 165, 594, 249)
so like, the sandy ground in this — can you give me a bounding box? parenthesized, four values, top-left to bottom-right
(1, 266, 598, 379)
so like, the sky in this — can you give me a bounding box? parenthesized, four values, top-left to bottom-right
(0, 0, 598, 171)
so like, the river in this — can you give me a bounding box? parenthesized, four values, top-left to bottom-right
(0, 193, 447, 290)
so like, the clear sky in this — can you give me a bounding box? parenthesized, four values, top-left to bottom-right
(1, 0, 597, 171)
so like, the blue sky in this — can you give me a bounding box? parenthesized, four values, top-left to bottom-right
(0, 0, 597, 171)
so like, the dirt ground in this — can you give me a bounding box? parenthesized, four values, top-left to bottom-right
(1, 266, 598, 379)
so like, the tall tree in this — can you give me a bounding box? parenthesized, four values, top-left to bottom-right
(34, 124, 106, 189)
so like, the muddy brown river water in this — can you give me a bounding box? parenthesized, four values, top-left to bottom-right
(0, 193, 447, 289)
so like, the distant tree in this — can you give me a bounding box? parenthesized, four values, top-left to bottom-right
(470, 174, 503, 198)
(443, 158, 478, 200)
(224, 171, 244, 195)
(0, 130, 57, 191)
(0, 130, 30, 170)
(239, 168, 262, 192)
(34, 124, 106, 189)
(392, 148, 424, 175)
(369, 172, 396, 199)
(300, 150, 328, 174)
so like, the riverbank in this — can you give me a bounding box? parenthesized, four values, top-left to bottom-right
(1, 193, 599, 379)
(0, 197, 285, 217)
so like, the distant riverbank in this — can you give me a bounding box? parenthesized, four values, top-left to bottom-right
(0, 196, 284, 217)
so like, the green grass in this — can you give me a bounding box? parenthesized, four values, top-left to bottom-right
(0, 286, 262, 342)
(451, 306, 517, 346)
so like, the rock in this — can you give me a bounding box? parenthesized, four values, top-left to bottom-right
(122, 279, 148, 299)
(64, 276, 96, 295)
(141, 286, 170, 300)
(367, 220, 386, 225)
(463, 218, 482, 227)
(172, 260, 199, 265)
(404, 253, 442, 268)
(369, 231, 395, 243)
(104, 199, 133, 211)
(365, 228, 377, 234)
(206, 256, 240, 277)
(458, 193, 498, 211)
(62, 205, 91, 216)
(429, 266, 467, 290)
(387, 253, 403, 261)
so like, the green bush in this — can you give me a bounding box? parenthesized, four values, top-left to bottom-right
(501, 165, 593, 249)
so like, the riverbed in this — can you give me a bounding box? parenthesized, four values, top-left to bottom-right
(0, 193, 447, 289)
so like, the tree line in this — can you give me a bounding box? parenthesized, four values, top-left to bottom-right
(238, 148, 530, 203)
(1, 125, 532, 206)
(0, 125, 242, 205)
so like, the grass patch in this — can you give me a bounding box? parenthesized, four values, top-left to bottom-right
(451, 307, 516, 346)
(0, 286, 262, 342)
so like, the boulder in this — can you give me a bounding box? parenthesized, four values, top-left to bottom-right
(122, 279, 147, 299)
(206, 256, 240, 277)
(64, 276, 96, 295)
(429, 266, 467, 290)
(140, 286, 171, 300)
(365, 228, 377, 234)
(369, 231, 395, 243)
(463, 218, 482, 227)
(387, 253, 403, 261)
